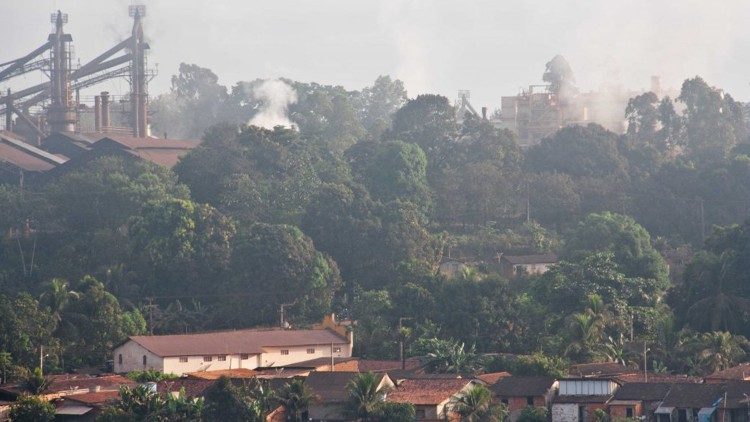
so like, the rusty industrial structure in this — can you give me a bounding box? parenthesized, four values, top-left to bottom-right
(0, 6, 153, 142)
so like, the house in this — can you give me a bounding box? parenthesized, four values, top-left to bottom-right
(305, 371, 394, 421)
(0, 374, 134, 403)
(654, 383, 725, 422)
(490, 376, 557, 421)
(113, 315, 352, 376)
(0, 130, 67, 184)
(497, 253, 557, 278)
(714, 381, 750, 422)
(54, 390, 121, 421)
(704, 363, 750, 383)
(552, 378, 619, 422)
(608, 382, 671, 421)
(387, 378, 479, 422)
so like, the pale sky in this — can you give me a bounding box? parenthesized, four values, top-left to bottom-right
(2, 0, 750, 110)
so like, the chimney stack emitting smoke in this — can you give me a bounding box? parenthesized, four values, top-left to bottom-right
(248, 79, 298, 130)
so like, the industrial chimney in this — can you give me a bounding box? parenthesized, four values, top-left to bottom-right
(100, 91, 110, 131)
(481, 107, 488, 120)
(651, 76, 661, 96)
(94, 95, 101, 132)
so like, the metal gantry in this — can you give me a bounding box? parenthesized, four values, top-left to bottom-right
(0, 6, 153, 138)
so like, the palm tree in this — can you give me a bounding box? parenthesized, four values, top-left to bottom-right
(39, 278, 79, 324)
(422, 339, 483, 374)
(597, 333, 637, 367)
(342, 372, 386, 421)
(696, 331, 744, 374)
(564, 312, 601, 360)
(273, 378, 314, 422)
(686, 252, 750, 332)
(447, 384, 506, 422)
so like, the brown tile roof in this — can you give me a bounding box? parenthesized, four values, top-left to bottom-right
(64, 390, 121, 407)
(705, 363, 750, 382)
(126, 328, 348, 357)
(185, 369, 259, 380)
(567, 362, 635, 378)
(45, 374, 134, 395)
(660, 383, 725, 408)
(476, 372, 511, 385)
(612, 383, 671, 401)
(274, 357, 358, 369)
(616, 373, 702, 384)
(157, 379, 216, 398)
(305, 372, 389, 403)
(388, 379, 473, 405)
(501, 253, 557, 265)
(491, 376, 555, 397)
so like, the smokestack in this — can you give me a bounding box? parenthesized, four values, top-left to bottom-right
(481, 107, 488, 120)
(651, 76, 661, 96)
(94, 95, 101, 132)
(100, 91, 110, 131)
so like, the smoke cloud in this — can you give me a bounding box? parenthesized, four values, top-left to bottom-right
(248, 79, 298, 130)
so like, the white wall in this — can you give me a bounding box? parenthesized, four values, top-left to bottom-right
(558, 380, 617, 395)
(114, 339, 352, 375)
(113, 341, 164, 373)
(552, 403, 579, 422)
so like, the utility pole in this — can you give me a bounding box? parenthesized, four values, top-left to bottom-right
(398, 317, 412, 370)
(39, 345, 44, 375)
(643, 343, 649, 383)
(698, 197, 706, 244)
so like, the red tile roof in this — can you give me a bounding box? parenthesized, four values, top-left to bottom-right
(185, 369, 259, 380)
(64, 390, 121, 406)
(357, 358, 422, 372)
(126, 328, 348, 357)
(476, 372, 511, 385)
(704, 363, 750, 382)
(388, 379, 473, 405)
(567, 362, 635, 377)
(0, 131, 67, 171)
(157, 379, 216, 398)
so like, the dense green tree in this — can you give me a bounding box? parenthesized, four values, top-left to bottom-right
(220, 224, 341, 327)
(0, 293, 56, 368)
(99, 385, 204, 422)
(9, 395, 55, 422)
(388, 94, 457, 164)
(564, 212, 669, 281)
(355, 75, 408, 138)
(202, 377, 263, 422)
(518, 406, 549, 422)
(419, 338, 484, 374)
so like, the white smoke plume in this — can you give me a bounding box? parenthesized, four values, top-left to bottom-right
(248, 79, 298, 129)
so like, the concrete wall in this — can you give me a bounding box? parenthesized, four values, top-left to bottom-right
(553, 403, 579, 422)
(162, 353, 260, 375)
(113, 341, 164, 373)
(259, 344, 349, 367)
(504, 396, 547, 422)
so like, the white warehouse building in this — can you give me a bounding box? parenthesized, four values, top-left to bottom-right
(113, 314, 353, 376)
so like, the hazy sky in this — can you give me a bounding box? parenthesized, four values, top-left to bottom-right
(2, 0, 750, 109)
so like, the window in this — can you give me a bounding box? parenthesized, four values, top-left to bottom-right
(416, 409, 426, 420)
(217, 355, 227, 361)
(203, 356, 213, 362)
(527, 396, 534, 406)
(626, 407, 634, 418)
(240, 354, 249, 360)
(179, 357, 188, 363)
(307, 348, 315, 354)
(118, 354, 122, 365)
(142, 355, 147, 365)
(333, 347, 342, 353)
(280, 350, 290, 355)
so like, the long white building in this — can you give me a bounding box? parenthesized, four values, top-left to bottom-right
(113, 315, 353, 375)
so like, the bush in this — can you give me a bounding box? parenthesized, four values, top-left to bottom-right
(518, 406, 548, 422)
(9, 395, 55, 422)
(126, 369, 178, 382)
